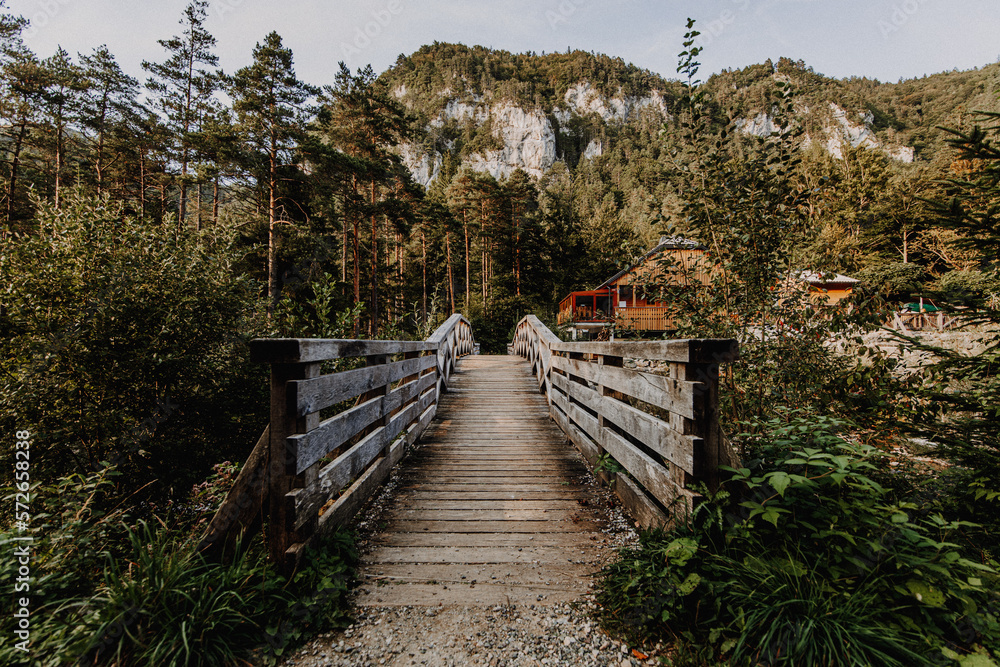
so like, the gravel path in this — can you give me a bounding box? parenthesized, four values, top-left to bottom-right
(280, 464, 661, 667)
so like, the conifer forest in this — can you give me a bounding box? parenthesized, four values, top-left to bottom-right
(1, 2, 999, 664)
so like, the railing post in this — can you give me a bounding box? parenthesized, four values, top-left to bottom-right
(267, 360, 320, 571)
(683, 359, 728, 492)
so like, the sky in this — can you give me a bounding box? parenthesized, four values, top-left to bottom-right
(7, 0, 1000, 88)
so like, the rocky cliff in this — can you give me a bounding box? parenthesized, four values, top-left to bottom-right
(384, 44, 997, 187)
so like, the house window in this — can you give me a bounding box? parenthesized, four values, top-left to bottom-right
(596, 295, 610, 315)
(619, 285, 633, 305)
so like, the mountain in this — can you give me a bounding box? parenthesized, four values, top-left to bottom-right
(380, 43, 1000, 188)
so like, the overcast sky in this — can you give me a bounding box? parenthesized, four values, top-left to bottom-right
(8, 0, 1000, 88)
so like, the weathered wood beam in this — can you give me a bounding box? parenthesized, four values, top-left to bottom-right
(250, 338, 435, 364)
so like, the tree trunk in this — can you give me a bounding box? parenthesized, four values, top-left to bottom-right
(446, 231, 455, 313)
(369, 177, 378, 337)
(421, 229, 427, 323)
(6, 121, 27, 225)
(267, 144, 279, 311)
(138, 149, 147, 220)
(212, 175, 220, 225)
(54, 120, 63, 209)
(196, 182, 203, 231)
(463, 209, 470, 307)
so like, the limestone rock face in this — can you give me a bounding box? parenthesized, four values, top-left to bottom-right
(558, 82, 668, 123)
(397, 82, 671, 186)
(735, 102, 915, 164)
(400, 144, 443, 188)
(466, 102, 557, 180)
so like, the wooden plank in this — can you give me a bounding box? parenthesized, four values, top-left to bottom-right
(387, 508, 594, 521)
(551, 371, 698, 473)
(251, 338, 435, 364)
(289, 355, 435, 416)
(289, 374, 437, 473)
(197, 425, 269, 559)
(549, 338, 739, 364)
(551, 354, 698, 419)
(553, 389, 601, 445)
(368, 546, 601, 564)
(266, 362, 318, 568)
(612, 472, 670, 530)
(599, 428, 697, 510)
(389, 499, 585, 510)
(384, 519, 603, 533)
(550, 401, 600, 467)
(375, 532, 608, 548)
(287, 395, 383, 474)
(289, 390, 434, 529)
(399, 486, 587, 500)
(426, 313, 466, 344)
(405, 401, 437, 446)
(316, 444, 392, 534)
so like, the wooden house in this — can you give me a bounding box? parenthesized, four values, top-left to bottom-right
(794, 271, 859, 305)
(557, 237, 713, 339)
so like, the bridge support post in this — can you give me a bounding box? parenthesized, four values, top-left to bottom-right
(267, 360, 319, 572)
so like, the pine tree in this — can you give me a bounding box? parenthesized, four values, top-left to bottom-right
(0, 46, 46, 228)
(39, 46, 86, 208)
(142, 0, 219, 229)
(79, 46, 140, 197)
(316, 63, 414, 335)
(229, 31, 316, 308)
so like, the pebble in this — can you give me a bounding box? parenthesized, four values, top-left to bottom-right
(279, 440, 647, 667)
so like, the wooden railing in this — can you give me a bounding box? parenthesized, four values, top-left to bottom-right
(512, 315, 738, 528)
(616, 305, 673, 331)
(201, 314, 474, 570)
(889, 311, 961, 332)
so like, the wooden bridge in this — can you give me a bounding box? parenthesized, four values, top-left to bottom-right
(199, 314, 738, 601)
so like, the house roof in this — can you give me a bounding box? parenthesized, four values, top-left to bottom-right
(597, 236, 707, 289)
(795, 270, 859, 286)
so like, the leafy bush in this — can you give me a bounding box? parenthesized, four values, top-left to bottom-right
(0, 193, 265, 502)
(935, 269, 1000, 308)
(855, 262, 929, 301)
(596, 414, 1000, 666)
(0, 471, 357, 666)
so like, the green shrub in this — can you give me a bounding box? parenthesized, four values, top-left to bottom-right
(82, 524, 356, 666)
(856, 262, 929, 301)
(596, 414, 1000, 666)
(935, 269, 1000, 308)
(0, 469, 357, 666)
(0, 193, 264, 502)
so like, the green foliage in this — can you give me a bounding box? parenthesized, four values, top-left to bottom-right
(595, 452, 626, 475)
(0, 470, 130, 663)
(596, 414, 1000, 666)
(0, 193, 263, 500)
(856, 261, 929, 300)
(463, 279, 535, 354)
(0, 468, 357, 666)
(935, 269, 1000, 308)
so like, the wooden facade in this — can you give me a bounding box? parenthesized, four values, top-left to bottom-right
(787, 271, 859, 305)
(558, 237, 713, 337)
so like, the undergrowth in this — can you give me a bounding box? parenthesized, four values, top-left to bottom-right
(0, 470, 358, 666)
(595, 414, 1000, 666)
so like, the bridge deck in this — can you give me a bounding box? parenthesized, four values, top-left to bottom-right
(354, 355, 616, 606)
